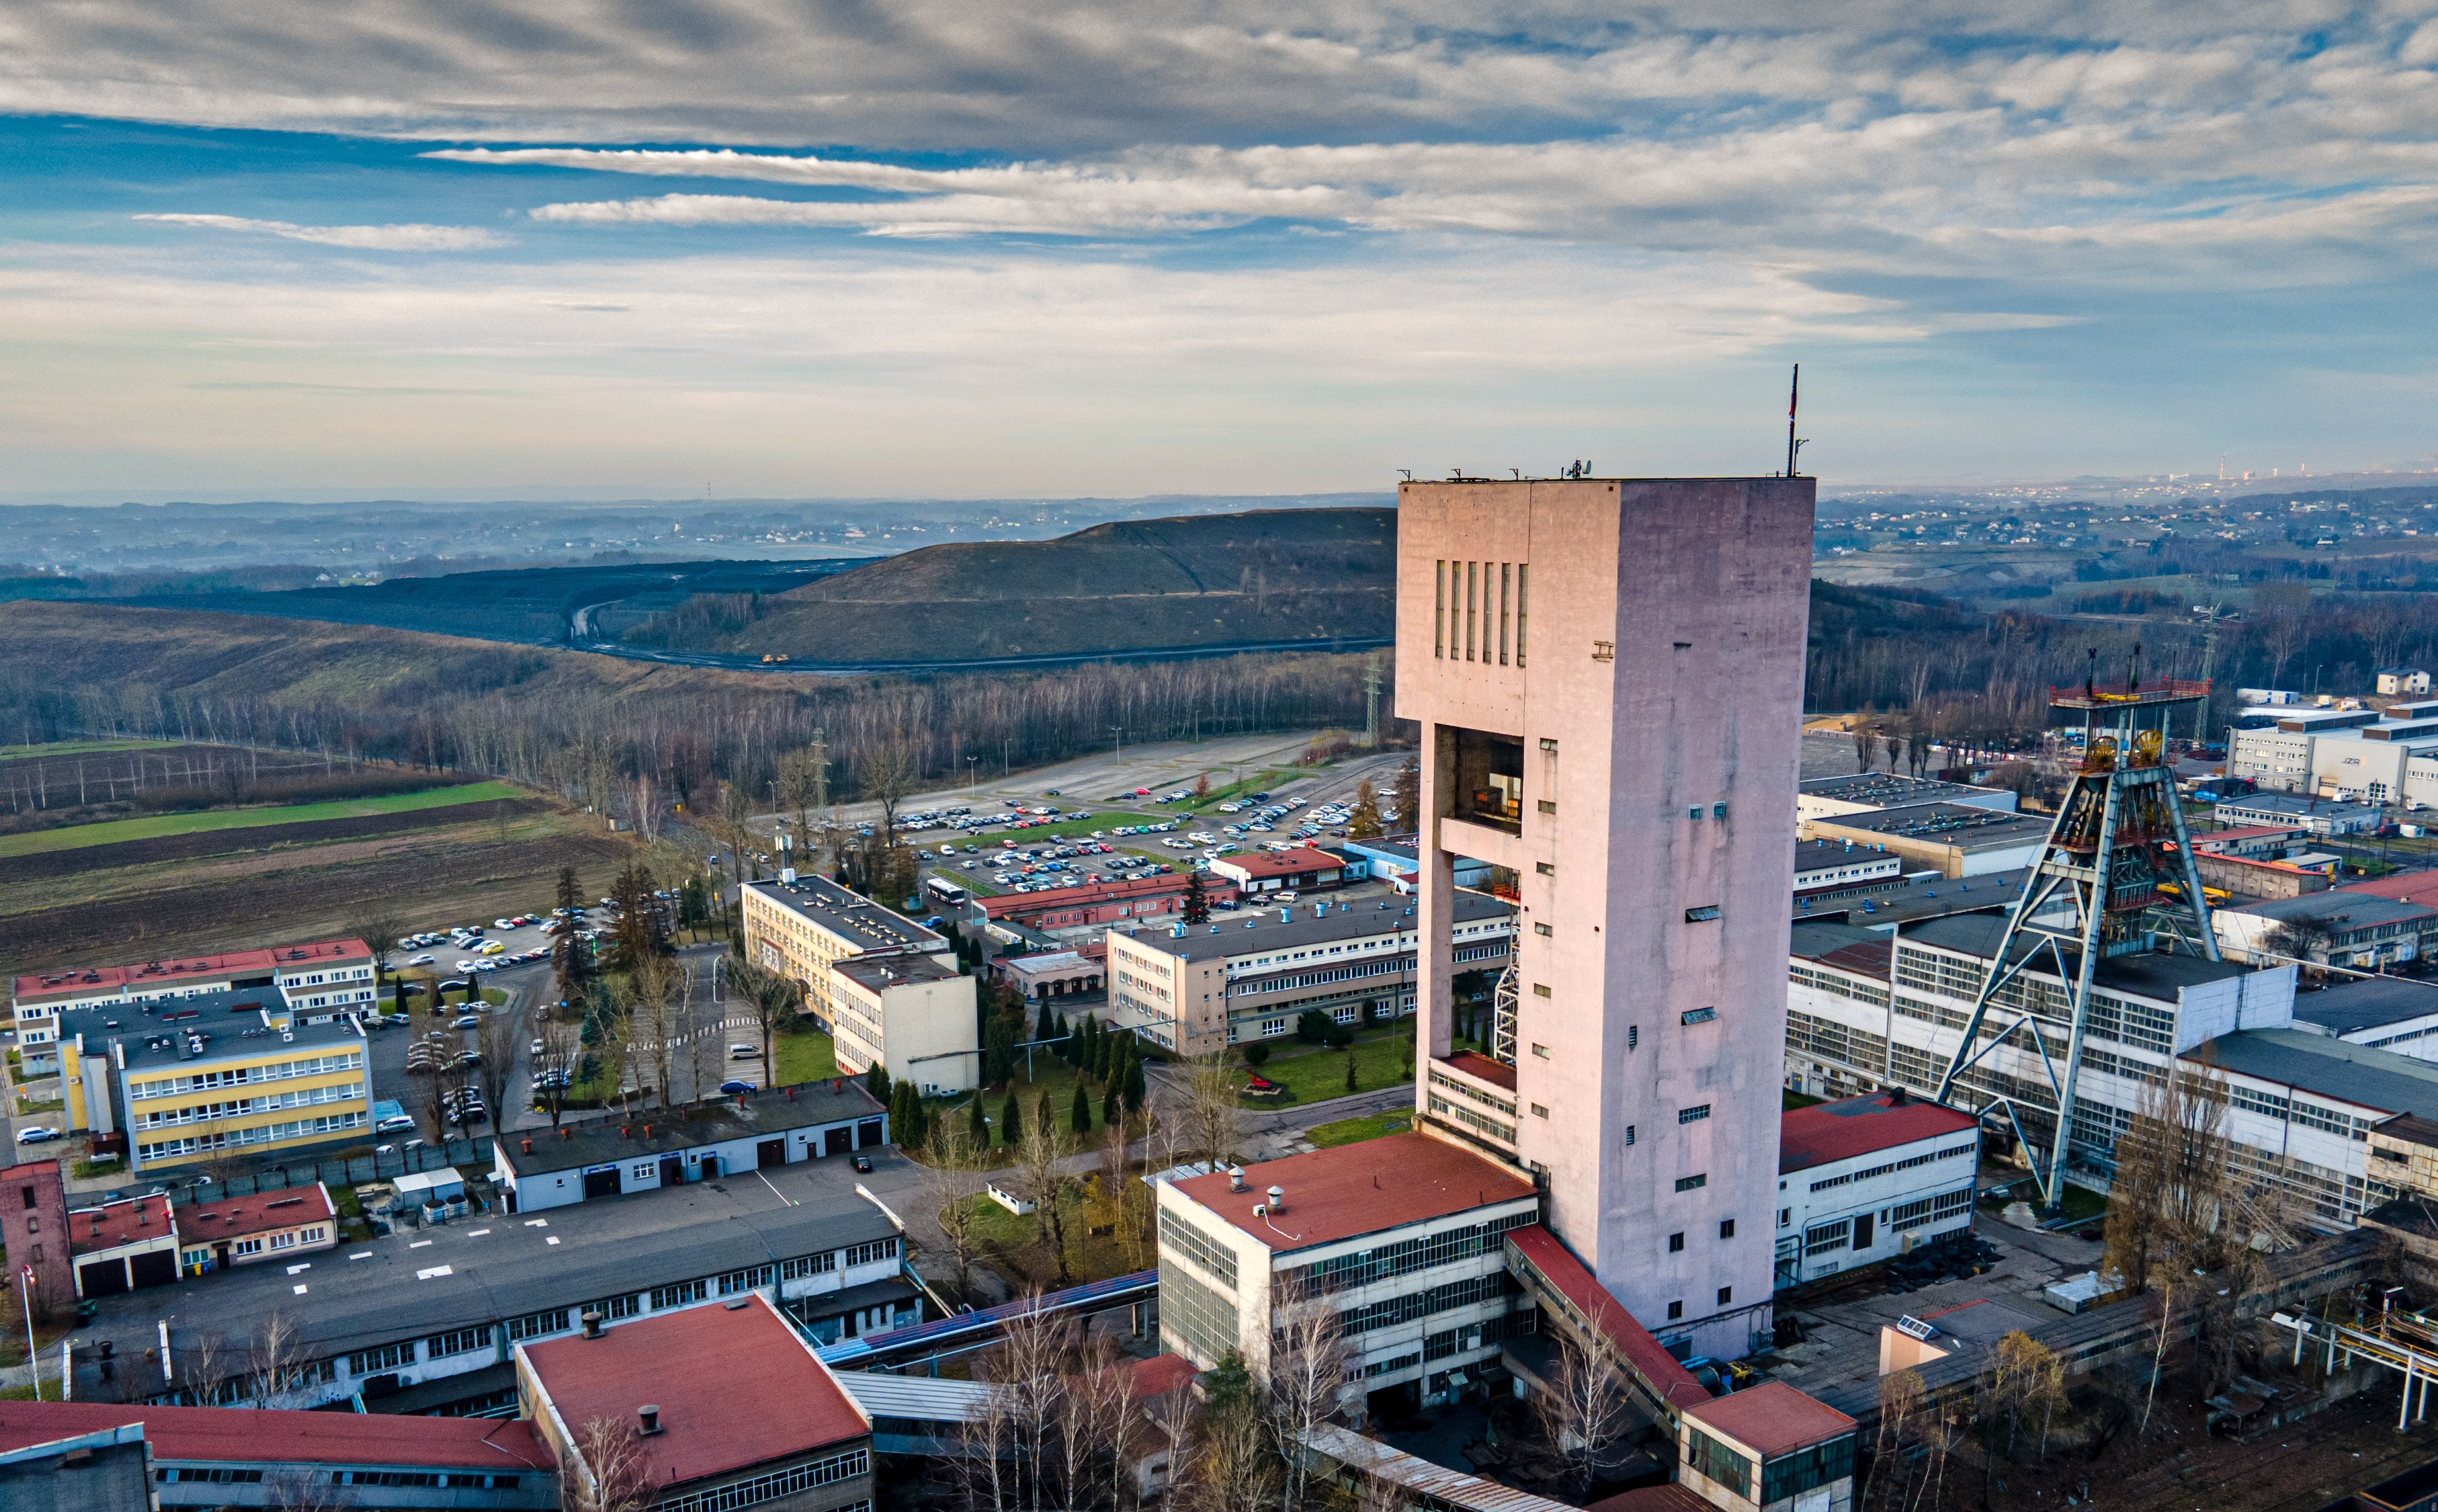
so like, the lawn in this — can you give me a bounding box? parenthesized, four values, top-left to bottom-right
(1238, 1027, 1413, 1107)
(0, 780, 529, 857)
(1307, 1108, 1414, 1147)
(955, 1052, 1130, 1161)
(774, 1029, 839, 1086)
(1176, 769, 1298, 814)
(2, 738, 182, 759)
(1783, 1088, 1825, 1110)
(953, 1181, 1148, 1290)
(973, 811, 1131, 843)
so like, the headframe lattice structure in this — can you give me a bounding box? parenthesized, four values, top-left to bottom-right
(1932, 661, 2218, 1213)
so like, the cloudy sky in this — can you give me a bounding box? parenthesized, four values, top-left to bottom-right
(4, 0, 2437, 500)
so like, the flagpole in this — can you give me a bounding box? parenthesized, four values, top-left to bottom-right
(20, 1267, 38, 1401)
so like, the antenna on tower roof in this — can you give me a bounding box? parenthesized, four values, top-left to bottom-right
(1786, 364, 1806, 478)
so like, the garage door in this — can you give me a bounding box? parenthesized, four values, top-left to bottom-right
(77, 1257, 127, 1298)
(855, 1118, 885, 1148)
(757, 1139, 786, 1169)
(821, 1127, 851, 1158)
(583, 1169, 622, 1200)
(128, 1250, 177, 1291)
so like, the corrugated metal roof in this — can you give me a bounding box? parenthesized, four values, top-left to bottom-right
(1302, 1423, 1577, 1512)
(839, 1373, 998, 1422)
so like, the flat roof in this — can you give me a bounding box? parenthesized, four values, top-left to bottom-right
(1169, 1132, 1533, 1253)
(1788, 922, 1894, 978)
(1795, 839, 1904, 868)
(1779, 1091, 1977, 1174)
(523, 1292, 866, 1484)
(1900, 914, 2251, 997)
(978, 871, 1228, 921)
(13, 937, 370, 1006)
(2198, 824, 2308, 843)
(1808, 802, 2049, 846)
(744, 874, 948, 954)
(1683, 1381, 1856, 1458)
(0, 1400, 550, 1470)
(1798, 774, 1987, 805)
(1119, 890, 1510, 966)
(2292, 977, 2438, 1036)
(2199, 1028, 2438, 1119)
(61, 1002, 364, 1075)
(1503, 1224, 1706, 1412)
(1215, 846, 1343, 878)
(2222, 892, 2438, 927)
(1442, 1050, 1517, 1092)
(2218, 794, 2383, 816)
(2337, 874, 2438, 907)
(497, 1081, 883, 1177)
(833, 954, 962, 991)
(72, 1172, 899, 1370)
(175, 1184, 337, 1245)
(1794, 867, 2031, 929)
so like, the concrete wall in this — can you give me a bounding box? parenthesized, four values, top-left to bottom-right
(1396, 478, 1814, 1361)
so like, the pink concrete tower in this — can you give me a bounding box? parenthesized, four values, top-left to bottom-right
(1397, 476, 1815, 1360)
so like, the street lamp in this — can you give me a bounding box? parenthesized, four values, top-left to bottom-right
(1111, 726, 1124, 763)
(968, 755, 979, 794)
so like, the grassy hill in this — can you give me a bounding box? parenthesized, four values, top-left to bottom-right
(620, 507, 1396, 661)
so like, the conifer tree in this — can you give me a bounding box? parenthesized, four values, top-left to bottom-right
(1001, 1089, 1022, 1146)
(1070, 1082, 1091, 1135)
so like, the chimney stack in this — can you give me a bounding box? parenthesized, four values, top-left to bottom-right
(522, 1138, 533, 1154)
(581, 1310, 603, 1339)
(637, 1404, 663, 1435)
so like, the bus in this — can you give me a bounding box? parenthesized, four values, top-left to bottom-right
(924, 876, 970, 908)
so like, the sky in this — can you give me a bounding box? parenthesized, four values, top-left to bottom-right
(4, 1, 2438, 501)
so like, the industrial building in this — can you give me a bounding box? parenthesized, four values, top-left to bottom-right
(1105, 892, 1512, 1056)
(11, 936, 376, 1060)
(2226, 699, 2438, 804)
(517, 1292, 875, 1512)
(1797, 801, 2052, 879)
(1795, 773, 2017, 821)
(55, 999, 371, 1173)
(2214, 791, 2391, 835)
(970, 870, 1241, 937)
(2214, 891, 2438, 969)
(489, 1081, 888, 1212)
(1773, 1090, 1979, 1287)
(1155, 1132, 1542, 1404)
(1207, 845, 1346, 896)
(1791, 837, 1904, 895)
(1394, 475, 1816, 1361)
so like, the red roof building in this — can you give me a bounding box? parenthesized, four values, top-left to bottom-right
(174, 1183, 339, 1275)
(1209, 846, 1345, 894)
(67, 1193, 180, 1299)
(2342, 872, 2438, 908)
(1778, 1089, 1977, 1173)
(980, 872, 1241, 931)
(517, 1292, 872, 1511)
(1503, 1224, 1708, 1419)
(0, 1161, 71, 1320)
(0, 1400, 551, 1503)
(1679, 1383, 1857, 1511)
(1169, 1130, 1535, 1252)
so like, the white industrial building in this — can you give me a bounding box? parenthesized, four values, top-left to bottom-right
(2226, 700, 2438, 806)
(1774, 1090, 1980, 1287)
(1795, 773, 2018, 823)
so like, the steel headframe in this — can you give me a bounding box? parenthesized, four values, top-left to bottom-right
(1932, 691, 2218, 1214)
(1490, 959, 1519, 1067)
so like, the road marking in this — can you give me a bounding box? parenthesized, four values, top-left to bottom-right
(409, 1240, 433, 1249)
(349, 1252, 372, 1260)
(286, 1263, 310, 1274)
(523, 1219, 548, 1228)
(293, 1284, 308, 1294)
(757, 1171, 795, 1206)
(466, 1228, 492, 1236)
(417, 1264, 453, 1279)
(546, 1236, 560, 1245)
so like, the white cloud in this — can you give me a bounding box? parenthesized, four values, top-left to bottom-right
(134, 214, 505, 251)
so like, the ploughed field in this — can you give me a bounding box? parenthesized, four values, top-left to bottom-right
(0, 740, 644, 981)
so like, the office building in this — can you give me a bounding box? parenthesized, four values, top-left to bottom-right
(517, 1292, 874, 1512)
(830, 954, 980, 1095)
(1395, 475, 1815, 1360)
(1155, 1132, 1540, 1403)
(740, 874, 958, 1034)
(11, 937, 375, 1059)
(1105, 893, 1512, 1056)
(56, 1001, 370, 1173)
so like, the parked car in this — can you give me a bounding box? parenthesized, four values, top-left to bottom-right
(14, 1126, 58, 1144)
(852, 1154, 873, 1173)
(729, 1043, 757, 1060)
(452, 1014, 482, 1029)
(719, 1080, 758, 1095)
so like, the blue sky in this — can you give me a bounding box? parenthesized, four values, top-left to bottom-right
(3, 1, 2437, 500)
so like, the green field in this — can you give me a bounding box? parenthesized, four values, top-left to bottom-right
(1, 738, 183, 759)
(0, 780, 528, 858)
(775, 1029, 841, 1086)
(1307, 1108, 1413, 1147)
(1241, 1027, 1412, 1106)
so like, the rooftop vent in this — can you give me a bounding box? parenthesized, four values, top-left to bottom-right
(1228, 1165, 1246, 1192)
(637, 1404, 663, 1435)
(1267, 1185, 1286, 1211)
(581, 1310, 604, 1339)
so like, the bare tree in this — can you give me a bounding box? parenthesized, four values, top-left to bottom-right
(1532, 1327, 1630, 1498)
(1143, 1374, 1199, 1510)
(345, 908, 408, 1001)
(956, 1365, 1019, 1512)
(1181, 1047, 1245, 1171)
(1187, 1392, 1275, 1512)
(1265, 1280, 1350, 1512)
(624, 773, 671, 843)
(536, 1015, 581, 1128)
(560, 1414, 658, 1512)
(777, 746, 825, 868)
(265, 1467, 349, 1512)
(855, 732, 921, 841)
(925, 1122, 984, 1303)
(1019, 1117, 1078, 1281)
(735, 958, 801, 1087)
(475, 1002, 526, 1137)
(681, 963, 714, 1104)
(626, 954, 683, 1107)
(180, 1329, 235, 1407)
(245, 1310, 317, 1410)
(1859, 1368, 1927, 1512)
(980, 1292, 1078, 1512)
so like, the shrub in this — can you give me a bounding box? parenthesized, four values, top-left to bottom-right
(1242, 1043, 1271, 1068)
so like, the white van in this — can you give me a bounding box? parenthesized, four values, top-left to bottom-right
(729, 1043, 758, 1060)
